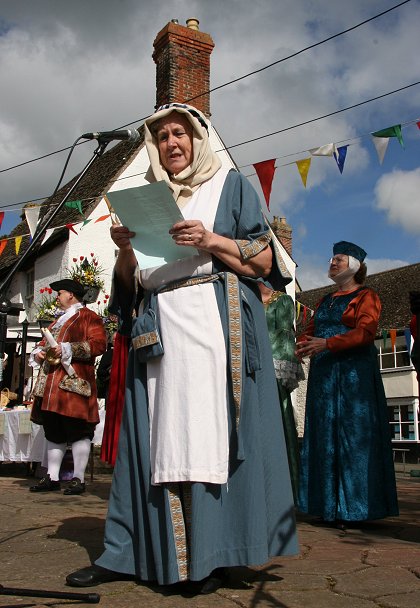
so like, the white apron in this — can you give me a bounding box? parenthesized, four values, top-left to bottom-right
(140, 167, 230, 485)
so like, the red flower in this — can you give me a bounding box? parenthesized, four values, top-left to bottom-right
(80, 256, 84, 261)
(73, 258, 77, 262)
(40, 288, 44, 293)
(105, 294, 109, 299)
(90, 252, 94, 257)
(94, 261, 98, 266)
(48, 288, 53, 294)
(97, 301, 101, 305)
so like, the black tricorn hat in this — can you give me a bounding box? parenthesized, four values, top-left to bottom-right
(49, 279, 86, 298)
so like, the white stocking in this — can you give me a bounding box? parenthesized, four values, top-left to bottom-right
(47, 441, 66, 481)
(71, 438, 91, 483)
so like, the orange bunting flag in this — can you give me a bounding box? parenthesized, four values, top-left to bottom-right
(389, 329, 397, 350)
(0, 239, 7, 256)
(95, 214, 111, 223)
(253, 159, 276, 210)
(65, 223, 78, 235)
(302, 306, 308, 324)
(296, 158, 311, 188)
(15, 235, 23, 255)
(0, 211, 4, 231)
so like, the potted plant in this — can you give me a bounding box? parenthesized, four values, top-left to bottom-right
(35, 287, 64, 324)
(67, 253, 105, 304)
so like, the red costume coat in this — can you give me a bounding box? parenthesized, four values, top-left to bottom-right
(33, 307, 107, 423)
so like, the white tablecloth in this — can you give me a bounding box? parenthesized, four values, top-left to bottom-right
(0, 408, 105, 463)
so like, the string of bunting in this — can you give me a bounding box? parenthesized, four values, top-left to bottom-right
(252, 120, 419, 209)
(0, 208, 112, 258)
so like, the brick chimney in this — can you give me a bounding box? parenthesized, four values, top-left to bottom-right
(152, 18, 215, 117)
(271, 216, 293, 257)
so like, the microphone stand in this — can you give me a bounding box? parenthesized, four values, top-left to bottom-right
(0, 139, 110, 601)
(0, 139, 109, 362)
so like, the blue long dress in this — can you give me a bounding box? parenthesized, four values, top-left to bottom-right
(298, 288, 399, 522)
(95, 170, 299, 585)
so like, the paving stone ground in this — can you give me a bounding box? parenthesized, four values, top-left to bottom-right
(0, 465, 419, 608)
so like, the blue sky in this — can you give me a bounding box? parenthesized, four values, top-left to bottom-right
(0, 0, 419, 288)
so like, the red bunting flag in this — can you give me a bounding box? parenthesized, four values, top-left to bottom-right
(65, 223, 78, 235)
(95, 214, 111, 223)
(0, 239, 7, 256)
(417, 121, 420, 129)
(0, 211, 4, 231)
(253, 159, 276, 210)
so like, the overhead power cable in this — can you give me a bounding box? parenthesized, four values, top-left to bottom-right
(0, 0, 412, 176)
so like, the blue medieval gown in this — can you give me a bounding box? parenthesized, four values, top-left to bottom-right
(95, 170, 299, 585)
(298, 288, 399, 522)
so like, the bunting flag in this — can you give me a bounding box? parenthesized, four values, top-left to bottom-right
(296, 300, 301, 321)
(404, 328, 412, 352)
(253, 159, 276, 210)
(65, 223, 78, 234)
(0, 211, 4, 231)
(65, 200, 84, 216)
(381, 329, 388, 349)
(302, 306, 308, 324)
(296, 158, 311, 188)
(95, 214, 111, 223)
(371, 136, 390, 165)
(41, 228, 55, 246)
(334, 145, 348, 174)
(15, 235, 23, 255)
(389, 329, 397, 350)
(24, 206, 41, 237)
(310, 143, 337, 157)
(372, 124, 404, 148)
(0, 239, 7, 256)
(371, 124, 404, 164)
(82, 219, 92, 227)
(417, 121, 420, 129)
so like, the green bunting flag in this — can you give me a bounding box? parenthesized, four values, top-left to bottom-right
(65, 200, 84, 216)
(371, 125, 404, 148)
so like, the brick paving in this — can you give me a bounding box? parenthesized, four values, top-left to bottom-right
(0, 466, 419, 607)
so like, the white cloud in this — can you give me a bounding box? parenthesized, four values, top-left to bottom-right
(375, 168, 420, 234)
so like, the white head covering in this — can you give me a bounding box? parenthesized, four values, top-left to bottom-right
(328, 255, 361, 285)
(144, 103, 221, 206)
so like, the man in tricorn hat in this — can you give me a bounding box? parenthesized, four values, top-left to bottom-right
(29, 278, 107, 495)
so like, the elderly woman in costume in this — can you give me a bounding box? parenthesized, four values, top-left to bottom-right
(67, 103, 298, 594)
(296, 241, 398, 528)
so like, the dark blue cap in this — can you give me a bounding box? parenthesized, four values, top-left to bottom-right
(333, 241, 367, 262)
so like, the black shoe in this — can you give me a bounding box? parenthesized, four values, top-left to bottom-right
(185, 568, 228, 595)
(63, 477, 86, 495)
(66, 564, 132, 587)
(29, 474, 61, 493)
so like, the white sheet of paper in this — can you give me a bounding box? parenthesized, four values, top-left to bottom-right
(106, 182, 196, 269)
(18, 410, 32, 434)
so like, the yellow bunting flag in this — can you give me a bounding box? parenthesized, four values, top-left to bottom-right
(296, 300, 301, 321)
(15, 235, 23, 255)
(296, 158, 311, 188)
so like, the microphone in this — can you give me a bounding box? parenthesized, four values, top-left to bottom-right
(81, 128, 140, 143)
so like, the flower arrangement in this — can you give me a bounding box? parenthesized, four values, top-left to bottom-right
(97, 296, 118, 338)
(67, 253, 105, 291)
(35, 287, 63, 321)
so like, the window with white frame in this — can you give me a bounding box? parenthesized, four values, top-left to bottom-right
(388, 402, 419, 442)
(378, 337, 412, 370)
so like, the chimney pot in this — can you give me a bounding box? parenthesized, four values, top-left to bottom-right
(171, 19, 179, 24)
(186, 18, 200, 30)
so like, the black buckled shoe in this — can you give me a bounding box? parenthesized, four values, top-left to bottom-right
(29, 474, 61, 493)
(184, 568, 228, 595)
(66, 565, 133, 587)
(63, 477, 86, 495)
